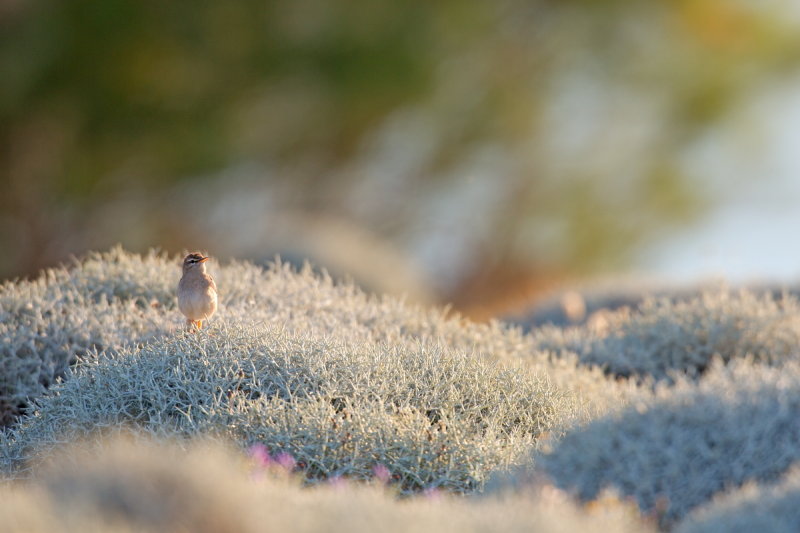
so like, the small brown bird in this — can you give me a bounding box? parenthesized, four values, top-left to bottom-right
(178, 252, 218, 330)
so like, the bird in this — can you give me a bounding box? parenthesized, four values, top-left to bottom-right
(177, 252, 218, 330)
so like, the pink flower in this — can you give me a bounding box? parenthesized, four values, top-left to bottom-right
(275, 451, 296, 471)
(372, 464, 391, 484)
(328, 476, 347, 490)
(423, 487, 442, 501)
(247, 443, 272, 468)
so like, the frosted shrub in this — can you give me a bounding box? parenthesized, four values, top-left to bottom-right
(1, 247, 630, 432)
(535, 359, 800, 526)
(2, 324, 569, 491)
(0, 248, 175, 426)
(1, 248, 595, 492)
(676, 466, 800, 533)
(535, 290, 800, 382)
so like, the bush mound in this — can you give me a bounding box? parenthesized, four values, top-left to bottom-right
(0, 434, 653, 533)
(6, 247, 800, 529)
(0, 248, 175, 426)
(1, 248, 603, 492)
(534, 290, 800, 382)
(676, 466, 800, 533)
(3, 324, 567, 491)
(1, 248, 631, 431)
(535, 359, 800, 526)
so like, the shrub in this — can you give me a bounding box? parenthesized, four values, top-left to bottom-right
(533, 290, 800, 382)
(0, 433, 654, 533)
(1, 247, 631, 432)
(534, 359, 800, 526)
(3, 322, 571, 492)
(0, 248, 617, 493)
(676, 466, 800, 533)
(0, 247, 175, 426)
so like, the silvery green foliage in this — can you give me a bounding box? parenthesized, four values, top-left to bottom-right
(535, 290, 800, 382)
(0, 248, 594, 492)
(0, 247, 176, 425)
(676, 467, 800, 533)
(536, 359, 800, 526)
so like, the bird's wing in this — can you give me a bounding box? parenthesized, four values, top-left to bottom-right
(207, 274, 217, 292)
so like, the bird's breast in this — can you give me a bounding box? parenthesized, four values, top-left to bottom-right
(178, 279, 218, 320)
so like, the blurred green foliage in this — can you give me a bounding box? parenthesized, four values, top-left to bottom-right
(2, 0, 440, 192)
(2, 0, 800, 301)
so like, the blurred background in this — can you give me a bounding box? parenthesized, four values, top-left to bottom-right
(3, 0, 800, 320)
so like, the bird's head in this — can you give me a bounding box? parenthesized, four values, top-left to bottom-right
(182, 252, 209, 274)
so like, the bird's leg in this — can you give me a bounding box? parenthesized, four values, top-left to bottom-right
(196, 320, 204, 330)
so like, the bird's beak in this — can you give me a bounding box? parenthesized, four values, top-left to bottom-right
(199, 256, 210, 263)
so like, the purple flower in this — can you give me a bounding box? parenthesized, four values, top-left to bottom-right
(372, 463, 391, 484)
